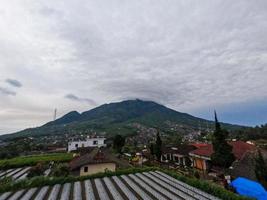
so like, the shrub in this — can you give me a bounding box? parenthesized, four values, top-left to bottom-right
(0, 176, 12, 185)
(193, 170, 200, 179)
(51, 163, 70, 177)
(27, 163, 46, 178)
(160, 169, 253, 200)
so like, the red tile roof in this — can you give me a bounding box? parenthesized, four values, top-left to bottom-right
(229, 141, 255, 160)
(190, 144, 213, 157)
(191, 143, 210, 148)
(190, 141, 255, 160)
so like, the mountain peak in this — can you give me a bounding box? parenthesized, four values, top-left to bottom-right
(44, 110, 81, 126)
(0, 99, 244, 140)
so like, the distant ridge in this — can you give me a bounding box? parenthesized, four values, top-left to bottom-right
(0, 99, 244, 140)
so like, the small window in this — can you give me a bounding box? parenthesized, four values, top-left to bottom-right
(84, 166, 88, 172)
(93, 140, 98, 145)
(75, 144, 78, 147)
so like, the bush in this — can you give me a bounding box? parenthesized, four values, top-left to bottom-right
(193, 170, 200, 179)
(160, 169, 253, 200)
(51, 163, 70, 177)
(27, 163, 46, 178)
(0, 176, 12, 185)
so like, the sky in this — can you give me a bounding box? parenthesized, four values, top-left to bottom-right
(0, 0, 267, 135)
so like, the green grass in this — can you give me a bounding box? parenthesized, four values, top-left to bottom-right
(0, 153, 73, 169)
(0, 167, 253, 200)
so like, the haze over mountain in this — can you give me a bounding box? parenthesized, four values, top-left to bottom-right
(0, 99, 244, 140)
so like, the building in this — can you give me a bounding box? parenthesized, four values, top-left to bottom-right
(189, 144, 213, 171)
(161, 145, 197, 167)
(189, 141, 256, 171)
(69, 148, 116, 176)
(172, 145, 197, 166)
(68, 137, 106, 152)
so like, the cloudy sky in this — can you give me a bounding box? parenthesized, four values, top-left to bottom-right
(0, 0, 267, 134)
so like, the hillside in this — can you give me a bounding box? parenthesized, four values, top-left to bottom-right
(0, 99, 244, 140)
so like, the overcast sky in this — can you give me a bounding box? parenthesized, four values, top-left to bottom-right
(0, 0, 267, 135)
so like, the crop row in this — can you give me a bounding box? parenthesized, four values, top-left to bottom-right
(0, 171, 221, 200)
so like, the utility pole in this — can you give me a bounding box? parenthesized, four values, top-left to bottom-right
(53, 108, 57, 121)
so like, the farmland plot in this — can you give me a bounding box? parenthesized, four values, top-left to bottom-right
(0, 171, 221, 200)
(0, 167, 30, 181)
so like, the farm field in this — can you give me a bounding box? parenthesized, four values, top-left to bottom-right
(0, 167, 31, 182)
(0, 153, 73, 169)
(0, 171, 220, 200)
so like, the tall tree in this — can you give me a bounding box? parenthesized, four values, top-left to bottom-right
(149, 143, 155, 155)
(154, 130, 162, 161)
(255, 150, 267, 188)
(211, 111, 235, 168)
(113, 134, 125, 154)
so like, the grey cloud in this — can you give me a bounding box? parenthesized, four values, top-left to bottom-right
(65, 94, 96, 106)
(0, 0, 267, 134)
(5, 78, 22, 88)
(0, 87, 16, 96)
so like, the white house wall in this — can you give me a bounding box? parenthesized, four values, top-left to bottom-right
(68, 138, 106, 152)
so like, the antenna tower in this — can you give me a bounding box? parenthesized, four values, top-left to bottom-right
(53, 108, 57, 121)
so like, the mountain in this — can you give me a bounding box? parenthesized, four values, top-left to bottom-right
(0, 99, 244, 140)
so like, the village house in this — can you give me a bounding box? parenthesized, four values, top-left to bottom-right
(68, 136, 106, 152)
(69, 147, 132, 176)
(69, 148, 116, 176)
(131, 149, 150, 165)
(161, 145, 197, 167)
(189, 143, 213, 171)
(189, 141, 256, 171)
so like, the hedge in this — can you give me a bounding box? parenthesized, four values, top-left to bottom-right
(160, 168, 254, 200)
(0, 167, 254, 200)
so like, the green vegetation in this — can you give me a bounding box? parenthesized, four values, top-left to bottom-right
(232, 123, 267, 141)
(211, 112, 235, 168)
(0, 153, 73, 169)
(113, 134, 125, 153)
(149, 130, 162, 161)
(50, 163, 70, 177)
(155, 130, 162, 161)
(0, 176, 12, 185)
(0, 137, 46, 159)
(0, 99, 243, 141)
(0, 167, 252, 200)
(27, 163, 47, 178)
(161, 169, 253, 200)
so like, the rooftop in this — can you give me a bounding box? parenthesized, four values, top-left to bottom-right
(163, 145, 197, 156)
(69, 148, 131, 170)
(69, 148, 113, 170)
(189, 141, 255, 160)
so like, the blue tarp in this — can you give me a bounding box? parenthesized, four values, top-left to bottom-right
(231, 177, 267, 200)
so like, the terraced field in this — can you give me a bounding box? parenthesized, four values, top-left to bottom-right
(0, 167, 31, 182)
(0, 171, 221, 200)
